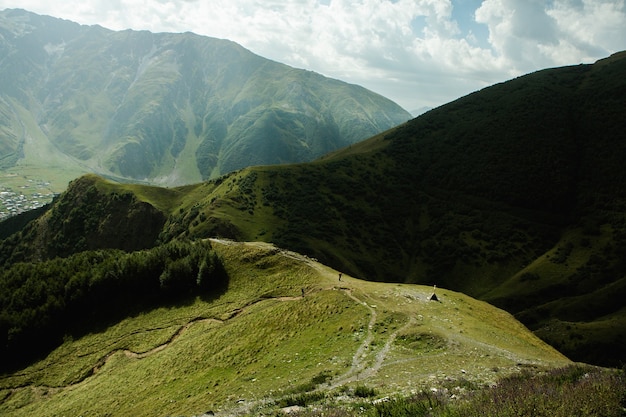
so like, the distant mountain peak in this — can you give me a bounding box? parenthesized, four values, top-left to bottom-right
(0, 8, 411, 186)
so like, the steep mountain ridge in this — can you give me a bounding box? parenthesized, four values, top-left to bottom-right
(2, 52, 626, 366)
(0, 8, 411, 185)
(0, 175, 167, 264)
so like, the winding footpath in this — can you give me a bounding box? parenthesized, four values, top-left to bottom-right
(85, 287, 395, 389)
(8, 242, 407, 417)
(326, 289, 415, 390)
(89, 295, 303, 378)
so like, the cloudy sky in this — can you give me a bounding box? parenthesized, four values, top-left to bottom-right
(1, 0, 625, 112)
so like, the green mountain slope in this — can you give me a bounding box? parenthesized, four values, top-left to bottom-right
(194, 51, 626, 367)
(0, 175, 168, 263)
(0, 240, 570, 417)
(0, 8, 410, 187)
(2, 52, 626, 367)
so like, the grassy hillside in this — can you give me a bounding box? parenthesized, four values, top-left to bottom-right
(175, 52, 626, 367)
(0, 239, 225, 372)
(2, 53, 626, 367)
(162, 51, 626, 366)
(0, 240, 572, 417)
(0, 175, 168, 264)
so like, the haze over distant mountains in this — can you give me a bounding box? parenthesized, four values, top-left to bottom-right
(0, 8, 411, 185)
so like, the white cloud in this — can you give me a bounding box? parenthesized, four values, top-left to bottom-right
(546, 0, 626, 61)
(475, 0, 559, 71)
(0, 0, 624, 112)
(476, 0, 626, 72)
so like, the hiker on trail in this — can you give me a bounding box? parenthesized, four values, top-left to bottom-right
(302, 288, 305, 297)
(338, 273, 342, 281)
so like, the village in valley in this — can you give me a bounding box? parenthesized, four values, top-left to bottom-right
(0, 175, 57, 220)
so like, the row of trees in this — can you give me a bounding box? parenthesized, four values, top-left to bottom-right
(0, 239, 227, 372)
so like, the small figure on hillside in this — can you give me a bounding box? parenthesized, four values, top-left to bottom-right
(338, 273, 342, 282)
(301, 288, 305, 297)
(428, 284, 439, 302)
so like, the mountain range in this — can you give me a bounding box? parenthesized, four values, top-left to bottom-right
(2, 50, 626, 371)
(0, 8, 411, 186)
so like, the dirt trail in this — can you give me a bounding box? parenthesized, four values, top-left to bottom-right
(13, 240, 405, 415)
(212, 285, 403, 417)
(27, 240, 324, 390)
(329, 290, 377, 386)
(94, 240, 404, 407)
(257, 238, 408, 388)
(122, 318, 224, 360)
(327, 289, 413, 390)
(88, 295, 305, 377)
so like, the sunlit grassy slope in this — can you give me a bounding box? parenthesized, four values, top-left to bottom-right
(3, 52, 626, 370)
(0, 240, 568, 417)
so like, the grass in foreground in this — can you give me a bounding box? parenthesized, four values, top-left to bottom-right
(275, 365, 626, 417)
